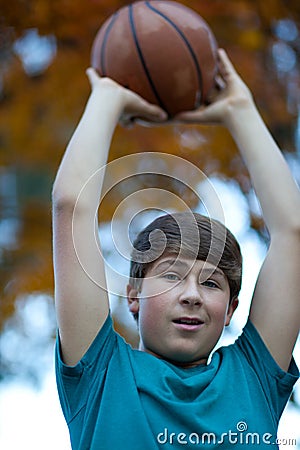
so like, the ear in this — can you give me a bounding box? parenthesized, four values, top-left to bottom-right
(127, 284, 140, 314)
(225, 297, 239, 326)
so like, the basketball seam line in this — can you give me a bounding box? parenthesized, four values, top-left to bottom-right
(100, 12, 119, 76)
(129, 2, 169, 114)
(146, 0, 204, 107)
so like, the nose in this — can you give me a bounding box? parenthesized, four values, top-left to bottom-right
(178, 279, 202, 307)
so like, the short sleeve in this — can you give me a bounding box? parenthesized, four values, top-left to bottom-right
(236, 319, 299, 418)
(55, 313, 118, 422)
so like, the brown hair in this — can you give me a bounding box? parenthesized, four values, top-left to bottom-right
(129, 212, 242, 321)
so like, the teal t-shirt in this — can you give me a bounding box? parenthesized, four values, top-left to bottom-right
(55, 315, 298, 449)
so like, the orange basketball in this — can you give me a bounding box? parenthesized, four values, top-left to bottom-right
(91, 0, 218, 117)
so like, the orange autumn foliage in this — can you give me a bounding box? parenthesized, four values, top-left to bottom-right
(0, 0, 299, 334)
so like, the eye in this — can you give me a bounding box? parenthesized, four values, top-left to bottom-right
(202, 280, 219, 288)
(163, 273, 180, 281)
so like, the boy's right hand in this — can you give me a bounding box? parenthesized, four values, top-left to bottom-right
(86, 68, 168, 127)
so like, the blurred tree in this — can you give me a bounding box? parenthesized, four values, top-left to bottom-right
(0, 0, 299, 389)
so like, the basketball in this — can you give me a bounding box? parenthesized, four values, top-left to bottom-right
(91, 0, 218, 117)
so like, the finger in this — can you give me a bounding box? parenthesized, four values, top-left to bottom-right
(175, 107, 213, 123)
(217, 49, 237, 78)
(86, 67, 101, 86)
(129, 97, 168, 122)
(215, 74, 226, 91)
(142, 104, 168, 122)
(119, 116, 135, 129)
(134, 118, 167, 128)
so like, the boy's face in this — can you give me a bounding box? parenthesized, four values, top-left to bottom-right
(127, 256, 238, 367)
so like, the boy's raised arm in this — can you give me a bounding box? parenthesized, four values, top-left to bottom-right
(177, 49, 300, 371)
(52, 71, 166, 366)
(223, 57, 300, 372)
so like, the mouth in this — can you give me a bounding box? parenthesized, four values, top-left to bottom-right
(172, 317, 204, 331)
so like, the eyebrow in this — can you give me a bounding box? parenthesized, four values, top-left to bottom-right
(152, 259, 190, 271)
(152, 259, 226, 278)
(200, 267, 226, 278)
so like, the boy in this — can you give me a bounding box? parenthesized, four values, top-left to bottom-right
(52, 50, 300, 449)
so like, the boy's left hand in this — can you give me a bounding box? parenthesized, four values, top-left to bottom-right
(174, 49, 253, 125)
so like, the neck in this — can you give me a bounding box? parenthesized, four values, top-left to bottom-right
(171, 358, 208, 368)
(139, 345, 208, 368)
